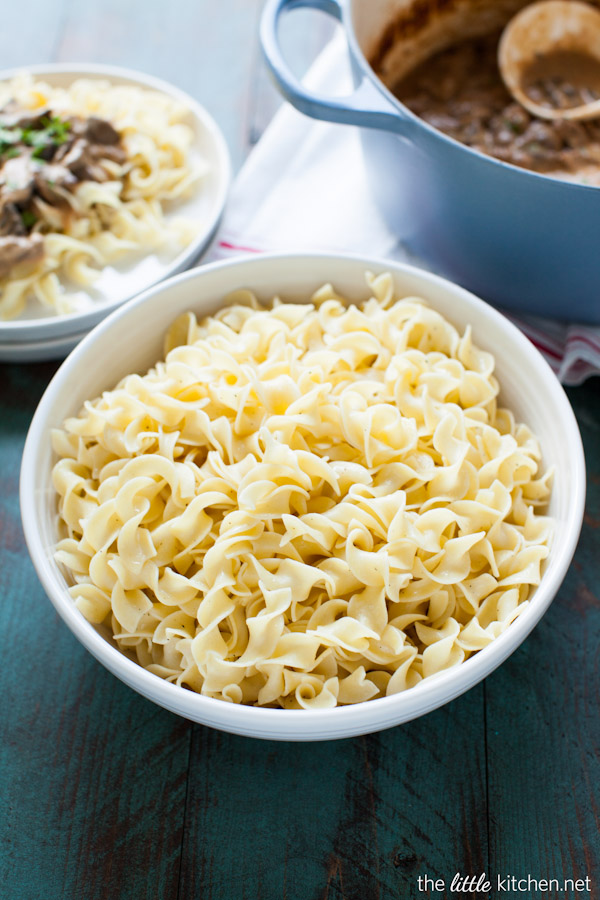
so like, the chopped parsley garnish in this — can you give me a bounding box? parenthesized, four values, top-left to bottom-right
(20, 210, 37, 229)
(25, 116, 71, 158)
(0, 114, 70, 161)
(0, 125, 23, 157)
(505, 119, 523, 135)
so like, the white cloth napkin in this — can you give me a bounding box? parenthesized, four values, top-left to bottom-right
(209, 35, 600, 386)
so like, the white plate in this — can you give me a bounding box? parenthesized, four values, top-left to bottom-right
(0, 63, 230, 351)
(0, 329, 89, 362)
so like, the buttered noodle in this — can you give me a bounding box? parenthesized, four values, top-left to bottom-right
(0, 75, 204, 319)
(52, 274, 552, 709)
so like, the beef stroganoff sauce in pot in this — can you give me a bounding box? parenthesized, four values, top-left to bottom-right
(369, 0, 600, 184)
(394, 33, 600, 182)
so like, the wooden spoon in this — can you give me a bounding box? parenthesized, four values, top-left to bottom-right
(498, 0, 600, 120)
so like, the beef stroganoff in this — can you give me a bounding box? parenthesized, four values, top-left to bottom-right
(0, 74, 205, 319)
(393, 32, 600, 184)
(52, 274, 552, 709)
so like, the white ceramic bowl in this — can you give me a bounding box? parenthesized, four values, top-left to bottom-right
(0, 63, 231, 356)
(20, 253, 586, 741)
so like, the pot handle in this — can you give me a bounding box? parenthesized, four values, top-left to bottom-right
(260, 0, 407, 133)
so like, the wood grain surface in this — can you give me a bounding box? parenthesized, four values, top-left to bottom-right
(0, 3, 598, 899)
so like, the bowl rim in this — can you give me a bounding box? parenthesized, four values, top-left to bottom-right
(0, 61, 231, 338)
(19, 251, 587, 739)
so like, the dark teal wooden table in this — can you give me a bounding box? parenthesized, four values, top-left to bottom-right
(1, 3, 599, 898)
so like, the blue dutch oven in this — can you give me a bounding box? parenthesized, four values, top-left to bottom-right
(260, 0, 600, 323)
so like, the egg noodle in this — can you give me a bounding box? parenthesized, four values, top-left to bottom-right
(0, 75, 204, 319)
(52, 274, 553, 709)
